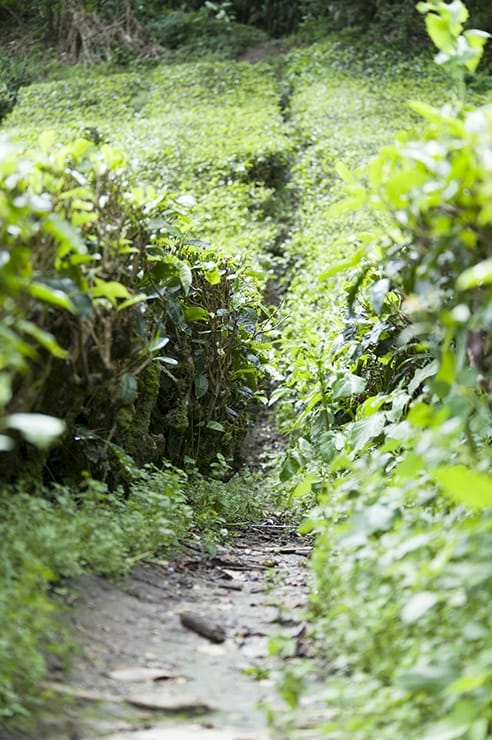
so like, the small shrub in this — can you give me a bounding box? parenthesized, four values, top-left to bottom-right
(0, 135, 271, 481)
(272, 4, 492, 737)
(0, 50, 31, 122)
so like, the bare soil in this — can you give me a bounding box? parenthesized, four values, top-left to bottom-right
(237, 40, 288, 64)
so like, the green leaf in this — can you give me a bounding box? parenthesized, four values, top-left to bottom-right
(421, 722, 472, 740)
(401, 591, 439, 624)
(398, 663, 458, 695)
(90, 280, 132, 302)
(204, 264, 222, 285)
(290, 473, 318, 500)
(185, 306, 210, 322)
(118, 373, 138, 405)
(279, 451, 303, 482)
(332, 373, 366, 400)
(349, 412, 386, 453)
(408, 360, 439, 395)
(28, 282, 76, 313)
(45, 213, 86, 257)
(425, 13, 454, 53)
(17, 320, 69, 359)
(5, 413, 65, 449)
(178, 262, 192, 295)
(318, 246, 366, 281)
(456, 258, 492, 290)
(117, 293, 148, 311)
(206, 420, 225, 432)
(446, 672, 489, 695)
(433, 466, 492, 508)
(195, 373, 209, 399)
(463, 29, 490, 72)
(435, 345, 455, 389)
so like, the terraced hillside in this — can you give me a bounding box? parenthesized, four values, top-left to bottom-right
(3, 28, 492, 739)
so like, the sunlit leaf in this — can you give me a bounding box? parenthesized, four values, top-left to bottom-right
(5, 413, 65, 449)
(185, 306, 210, 322)
(433, 466, 492, 508)
(290, 473, 318, 500)
(117, 293, 148, 311)
(456, 258, 492, 290)
(425, 13, 454, 53)
(90, 280, 132, 302)
(401, 591, 439, 624)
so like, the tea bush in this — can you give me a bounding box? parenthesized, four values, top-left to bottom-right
(0, 134, 272, 481)
(271, 3, 492, 737)
(144, 9, 267, 59)
(4, 60, 292, 269)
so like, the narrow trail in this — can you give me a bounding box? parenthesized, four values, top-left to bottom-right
(15, 521, 311, 739)
(11, 391, 311, 739)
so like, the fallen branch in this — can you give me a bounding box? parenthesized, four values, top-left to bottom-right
(180, 611, 226, 643)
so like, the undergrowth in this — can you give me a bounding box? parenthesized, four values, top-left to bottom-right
(0, 464, 273, 721)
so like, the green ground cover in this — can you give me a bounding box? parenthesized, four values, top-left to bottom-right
(4, 60, 290, 269)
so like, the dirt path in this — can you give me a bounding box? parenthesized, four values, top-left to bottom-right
(13, 518, 311, 740)
(237, 40, 288, 64)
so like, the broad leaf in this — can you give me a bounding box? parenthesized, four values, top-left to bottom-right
(457, 258, 492, 290)
(433, 466, 492, 508)
(401, 592, 439, 624)
(5, 413, 65, 449)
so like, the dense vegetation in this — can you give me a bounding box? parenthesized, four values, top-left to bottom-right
(1, 0, 491, 737)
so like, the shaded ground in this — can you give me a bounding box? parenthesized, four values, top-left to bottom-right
(10, 520, 311, 740)
(237, 40, 288, 64)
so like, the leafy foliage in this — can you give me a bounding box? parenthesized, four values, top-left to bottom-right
(0, 460, 272, 719)
(271, 3, 492, 738)
(0, 134, 271, 480)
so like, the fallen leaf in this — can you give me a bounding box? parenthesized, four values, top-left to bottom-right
(107, 667, 180, 683)
(197, 643, 226, 656)
(41, 681, 123, 703)
(125, 692, 213, 713)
